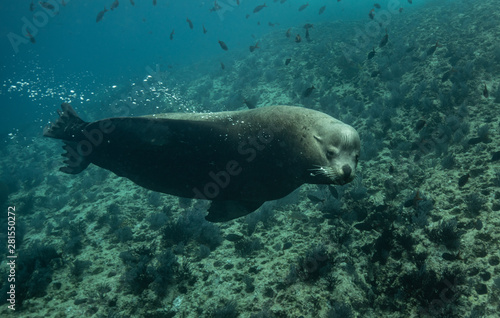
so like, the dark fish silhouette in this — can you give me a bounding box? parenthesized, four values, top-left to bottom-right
(220, 62, 225, 70)
(374, 3, 381, 9)
(483, 84, 489, 98)
(285, 58, 291, 65)
(203, 24, 207, 34)
(369, 9, 375, 19)
(427, 41, 440, 55)
(210, 1, 221, 12)
(153, 0, 157, 5)
(253, 4, 267, 13)
(304, 23, 313, 29)
(218, 40, 228, 51)
(249, 42, 259, 52)
(30, 0, 35, 11)
(458, 174, 469, 187)
(303, 86, 315, 97)
(305, 28, 311, 41)
(170, 29, 174, 40)
(298, 3, 309, 11)
(367, 48, 376, 59)
(441, 68, 456, 82)
(379, 29, 388, 47)
(319, 6, 326, 15)
(96, 7, 108, 23)
(27, 30, 35, 43)
(243, 99, 256, 109)
(186, 18, 193, 29)
(110, 0, 119, 11)
(295, 34, 301, 43)
(39, 1, 55, 10)
(130, 0, 135, 5)
(286, 28, 291, 38)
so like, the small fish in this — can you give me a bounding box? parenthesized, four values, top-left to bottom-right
(218, 40, 228, 51)
(303, 23, 313, 29)
(40, 1, 55, 10)
(408, 0, 412, 4)
(286, 28, 291, 38)
(186, 18, 193, 29)
(426, 41, 440, 56)
(62, 0, 66, 6)
(285, 58, 291, 65)
(110, 0, 119, 11)
(26, 30, 35, 43)
(243, 99, 256, 109)
(220, 62, 225, 70)
(415, 119, 426, 132)
(96, 7, 108, 23)
(236, 0, 240, 5)
(268, 22, 278, 27)
(441, 68, 456, 82)
(30, 0, 35, 11)
(203, 24, 207, 34)
(458, 173, 469, 187)
(249, 42, 259, 52)
(153, 0, 157, 5)
(374, 3, 381, 9)
(367, 48, 376, 59)
(303, 86, 315, 97)
(246, 14, 250, 19)
(253, 4, 267, 13)
(130, 0, 135, 5)
(209, 1, 221, 12)
(399, 7, 403, 13)
(483, 84, 489, 98)
(295, 34, 301, 43)
(170, 29, 174, 40)
(305, 28, 311, 41)
(298, 3, 309, 11)
(369, 9, 375, 19)
(319, 6, 326, 15)
(379, 29, 388, 48)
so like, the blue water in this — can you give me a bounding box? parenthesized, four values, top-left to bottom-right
(0, 0, 428, 136)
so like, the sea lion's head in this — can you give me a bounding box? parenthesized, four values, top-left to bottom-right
(309, 120, 360, 185)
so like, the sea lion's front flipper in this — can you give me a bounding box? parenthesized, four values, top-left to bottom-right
(206, 200, 265, 222)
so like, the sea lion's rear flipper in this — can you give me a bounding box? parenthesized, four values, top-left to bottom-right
(206, 200, 265, 222)
(44, 103, 86, 140)
(44, 104, 90, 174)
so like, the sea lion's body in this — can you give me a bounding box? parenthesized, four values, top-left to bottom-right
(44, 104, 360, 221)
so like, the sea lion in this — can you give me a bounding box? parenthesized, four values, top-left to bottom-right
(44, 104, 360, 222)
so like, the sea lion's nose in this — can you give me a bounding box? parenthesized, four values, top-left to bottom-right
(342, 165, 352, 179)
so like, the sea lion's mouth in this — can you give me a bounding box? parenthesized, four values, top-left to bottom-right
(309, 165, 355, 185)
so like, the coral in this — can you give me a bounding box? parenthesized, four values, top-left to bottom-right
(465, 193, 485, 216)
(430, 219, 462, 250)
(327, 302, 354, 318)
(146, 212, 169, 231)
(209, 301, 239, 318)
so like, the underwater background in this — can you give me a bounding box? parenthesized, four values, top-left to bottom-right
(1, 0, 500, 317)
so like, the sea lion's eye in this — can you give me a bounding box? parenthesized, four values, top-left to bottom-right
(327, 150, 335, 158)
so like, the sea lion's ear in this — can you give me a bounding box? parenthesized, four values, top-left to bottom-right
(314, 135, 323, 143)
